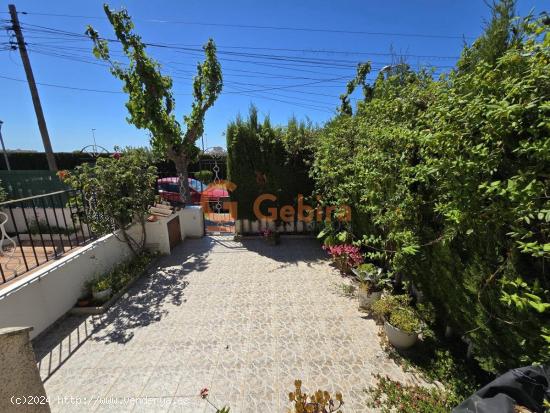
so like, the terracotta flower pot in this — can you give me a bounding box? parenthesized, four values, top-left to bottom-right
(384, 321, 418, 349)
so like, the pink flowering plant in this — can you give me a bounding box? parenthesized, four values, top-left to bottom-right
(323, 243, 363, 274)
(262, 227, 280, 245)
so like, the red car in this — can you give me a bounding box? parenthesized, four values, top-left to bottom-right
(157, 177, 229, 209)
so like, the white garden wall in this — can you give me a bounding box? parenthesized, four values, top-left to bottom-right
(0, 229, 136, 340)
(2, 207, 90, 237)
(0, 208, 201, 340)
(235, 218, 316, 235)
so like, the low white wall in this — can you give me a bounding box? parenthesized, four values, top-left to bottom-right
(144, 212, 184, 255)
(0, 210, 201, 340)
(236, 218, 315, 235)
(1, 207, 90, 237)
(180, 206, 204, 237)
(0, 230, 135, 340)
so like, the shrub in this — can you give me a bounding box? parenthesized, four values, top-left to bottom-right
(372, 294, 421, 333)
(194, 170, 213, 184)
(366, 374, 456, 413)
(311, 4, 550, 372)
(61, 147, 157, 255)
(323, 243, 363, 273)
(84, 252, 154, 299)
(86, 273, 111, 294)
(226, 106, 315, 221)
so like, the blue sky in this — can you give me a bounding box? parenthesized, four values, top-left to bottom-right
(0, 0, 546, 152)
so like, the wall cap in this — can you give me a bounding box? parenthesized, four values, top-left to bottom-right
(0, 326, 33, 337)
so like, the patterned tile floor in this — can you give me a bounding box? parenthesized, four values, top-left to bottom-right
(33, 236, 426, 412)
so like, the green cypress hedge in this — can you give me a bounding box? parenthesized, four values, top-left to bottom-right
(226, 107, 314, 221)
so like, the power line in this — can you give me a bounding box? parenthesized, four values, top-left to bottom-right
(18, 34, 460, 60)
(14, 23, 457, 80)
(0, 73, 125, 93)
(18, 44, 445, 100)
(0, 17, 450, 115)
(16, 22, 461, 61)
(15, 10, 476, 40)
(0, 72, 341, 115)
(18, 23, 455, 68)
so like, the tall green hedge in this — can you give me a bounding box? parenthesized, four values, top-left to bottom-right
(226, 107, 314, 221)
(0, 152, 106, 170)
(312, 7, 549, 373)
(1, 151, 226, 179)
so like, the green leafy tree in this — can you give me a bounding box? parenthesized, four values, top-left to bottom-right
(227, 106, 315, 221)
(61, 148, 157, 255)
(85, 4, 222, 202)
(338, 62, 372, 115)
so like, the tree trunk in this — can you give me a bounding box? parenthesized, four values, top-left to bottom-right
(171, 152, 192, 204)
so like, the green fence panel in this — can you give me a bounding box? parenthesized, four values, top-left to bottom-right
(0, 170, 68, 200)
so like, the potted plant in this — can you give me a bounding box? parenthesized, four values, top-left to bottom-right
(89, 274, 112, 301)
(323, 244, 363, 274)
(262, 228, 280, 245)
(353, 263, 390, 309)
(372, 294, 421, 349)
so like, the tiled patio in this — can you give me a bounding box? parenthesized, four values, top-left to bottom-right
(33, 236, 425, 412)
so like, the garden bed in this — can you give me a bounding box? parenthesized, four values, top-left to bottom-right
(70, 253, 159, 315)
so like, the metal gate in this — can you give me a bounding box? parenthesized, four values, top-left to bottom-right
(200, 149, 235, 235)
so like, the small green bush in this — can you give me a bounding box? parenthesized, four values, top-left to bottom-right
(62, 147, 157, 254)
(366, 374, 455, 413)
(371, 294, 421, 333)
(194, 170, 213, 184)
(87, 274, 111, 294)
(388, 307, 421, 334)
(84, 252, 154, 297)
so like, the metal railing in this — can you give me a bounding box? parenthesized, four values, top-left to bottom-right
(0, 189, 95, 285)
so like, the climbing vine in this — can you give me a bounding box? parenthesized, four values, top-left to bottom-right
(312, 4, 550, 372)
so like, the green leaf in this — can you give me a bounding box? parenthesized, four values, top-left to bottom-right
(528, 301, 550, 313)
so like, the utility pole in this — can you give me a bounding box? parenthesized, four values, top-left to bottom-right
(8, 4, 57, 171)
(0, 121, 11, 170)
